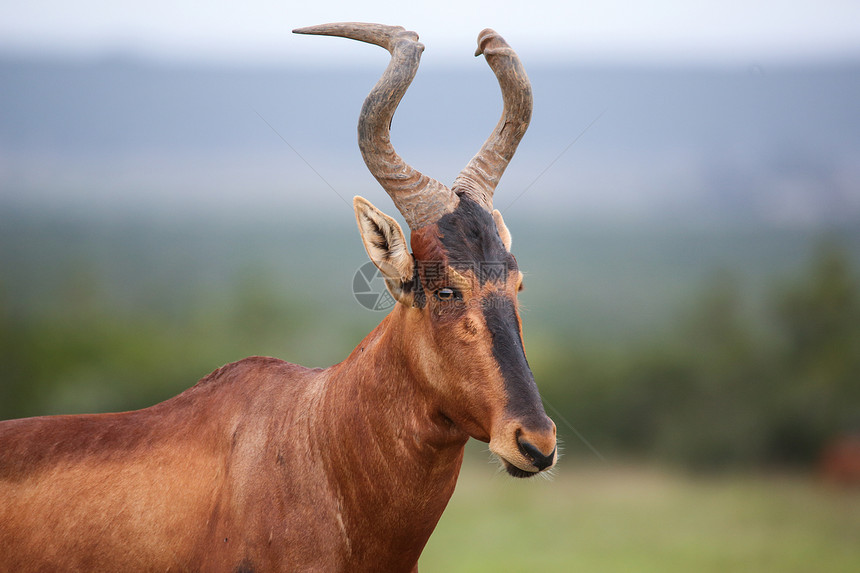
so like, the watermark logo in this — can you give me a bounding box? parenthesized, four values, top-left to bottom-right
(352, 262, 396, 311)
(352, 260, 519, 311)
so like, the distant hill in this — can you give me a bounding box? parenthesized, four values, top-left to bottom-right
(1, 56, 859, 225)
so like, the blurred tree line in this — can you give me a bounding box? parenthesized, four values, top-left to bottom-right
(539, 240, 860, 469)
(1, 236, 858, 470)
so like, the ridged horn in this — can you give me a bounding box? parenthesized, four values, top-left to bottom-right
(452, 29, 533, 211)
(293, 23, 459, 229)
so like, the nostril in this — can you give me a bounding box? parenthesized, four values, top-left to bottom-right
(517, 437, 556, 471)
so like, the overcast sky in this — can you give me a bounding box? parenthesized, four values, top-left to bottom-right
(2, 0, 860, 65)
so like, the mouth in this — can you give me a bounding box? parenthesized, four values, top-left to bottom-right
(500, 457, 540, 478)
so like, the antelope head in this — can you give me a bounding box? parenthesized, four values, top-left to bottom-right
(294, 23, 557, 477)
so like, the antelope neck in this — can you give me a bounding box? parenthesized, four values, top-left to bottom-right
(306, 306, 466, 566)
(322, 305, 467, 454)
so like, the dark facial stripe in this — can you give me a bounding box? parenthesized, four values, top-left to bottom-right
(436, 196, 515, 285)
(482, 293, 546, 425)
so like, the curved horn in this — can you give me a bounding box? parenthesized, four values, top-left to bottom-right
(293, 23, 458, 229)
(452, 29, 533, 210)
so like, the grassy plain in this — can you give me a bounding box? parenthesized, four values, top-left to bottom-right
(419, 461, 860, 572)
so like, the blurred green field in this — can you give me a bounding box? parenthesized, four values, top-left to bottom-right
(419, 461, 860, 572)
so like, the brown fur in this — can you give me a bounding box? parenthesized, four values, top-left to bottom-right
(0, 309, 468, 571)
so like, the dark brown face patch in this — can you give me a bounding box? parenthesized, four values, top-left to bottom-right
(408, 195, 516, 305)
(436, 196, 517, 285)
(408, 196, 518, 315)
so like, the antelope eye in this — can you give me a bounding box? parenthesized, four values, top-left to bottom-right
(435, 288, 458, 301)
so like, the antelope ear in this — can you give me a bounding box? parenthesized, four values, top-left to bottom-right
(354, 196, 416, 306)
(493, 209, 513, 251)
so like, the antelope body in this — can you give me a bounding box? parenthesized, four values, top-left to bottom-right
(0, 23, 556, 572)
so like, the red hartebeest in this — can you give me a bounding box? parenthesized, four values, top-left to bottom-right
(0, 23, 556, 572)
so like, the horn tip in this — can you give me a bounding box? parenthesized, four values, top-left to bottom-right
(292, 25, 322, 35)
(475, 28, 510, 57)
